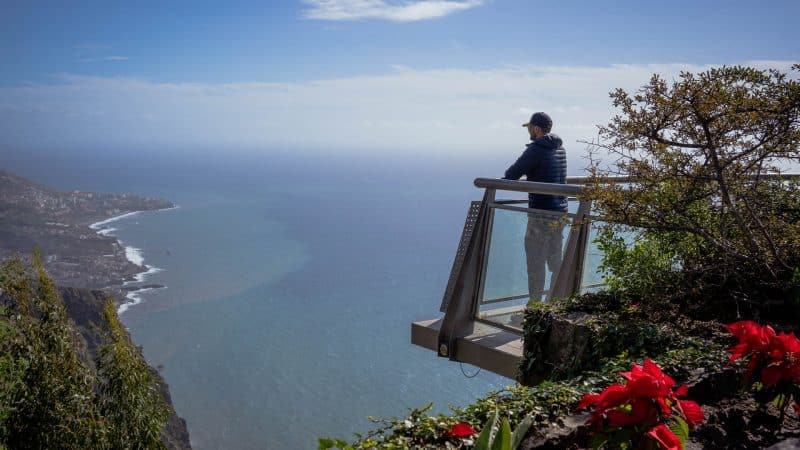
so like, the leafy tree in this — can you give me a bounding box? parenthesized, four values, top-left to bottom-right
(0, 308, 25, 445)
(586, 65, 800, 318)
(97, 299, 169, 450)
(1, 253, 104, 449)
(0, 259, 31, 443)
(0, 255, 170, 448)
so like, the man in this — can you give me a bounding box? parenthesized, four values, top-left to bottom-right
(503, 112, 567, 303)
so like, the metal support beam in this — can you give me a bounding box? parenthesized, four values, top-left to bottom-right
(551, 199, 592, 299)
(437, 190, 492, 359)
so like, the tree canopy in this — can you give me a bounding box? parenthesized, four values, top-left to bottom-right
(586, 64, 800, 318)
(0, 255, 169, 449)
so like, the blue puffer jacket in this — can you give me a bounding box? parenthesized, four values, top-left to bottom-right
(503, 134, 567, 212)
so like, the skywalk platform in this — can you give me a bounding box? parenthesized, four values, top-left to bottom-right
(413, 174, 800, 380)
(411, 177, 598, 380)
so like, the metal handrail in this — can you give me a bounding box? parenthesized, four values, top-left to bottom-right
(478, 173, 800, 192)
(565, 173, 800, 184)
(474, 178, 584, 196)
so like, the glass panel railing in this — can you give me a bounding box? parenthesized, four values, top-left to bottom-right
(581, 221, 607, 293)
(478, 206, 572, 331)
(581, 222, 643, 293)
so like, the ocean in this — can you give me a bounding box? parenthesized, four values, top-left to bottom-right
(18, 151, 524, 449)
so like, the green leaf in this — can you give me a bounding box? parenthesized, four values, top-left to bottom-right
(669, 416, 689, 448)
(511, 414, 534, 450)
(590, 433, 609, 449)
(772, 393, 787, 409)
(475, 411, 498, 450)
(491, 418, 512, 450)
(607, 428, 632, 447)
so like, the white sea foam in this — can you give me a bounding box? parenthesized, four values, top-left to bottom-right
(88, 206, 178, 314)
(89, 211, 141, 230)
(118, 295, 139, 314)
(117, 243, 163, 313)
(96, 227, 117, 236)
(125, 245, 145, 266)
(121, 264, 163, 287)
(118, 286, 166, 314)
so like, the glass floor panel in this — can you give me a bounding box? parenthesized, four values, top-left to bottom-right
(477, 304, 527, 332)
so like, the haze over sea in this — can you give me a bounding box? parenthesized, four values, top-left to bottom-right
(7, 149, 542, 449)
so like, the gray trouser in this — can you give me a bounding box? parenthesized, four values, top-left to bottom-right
(524, 213, 564, 302)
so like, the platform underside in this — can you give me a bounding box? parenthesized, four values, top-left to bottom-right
(411, 318, 522, 379)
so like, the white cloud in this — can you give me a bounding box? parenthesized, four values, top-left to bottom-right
(1, 61, 795, 170)
(72, 43, 111, 51)
(78, 56, 131, 63)
(302, 0, 484, 22)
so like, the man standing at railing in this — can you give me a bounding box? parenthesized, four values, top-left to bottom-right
(503, 112, 567, 303)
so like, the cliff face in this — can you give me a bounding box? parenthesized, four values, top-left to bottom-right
(59, 287, 191, 450)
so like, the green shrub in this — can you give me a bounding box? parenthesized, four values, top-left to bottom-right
(594, 227, 683, 304)
(1, 253, 104, 449)
(0, 255, 169, 449)
(97, 300, 169, 450)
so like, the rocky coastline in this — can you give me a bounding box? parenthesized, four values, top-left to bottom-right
(0, 169, 191, 449)
(0, 169, 174, 293)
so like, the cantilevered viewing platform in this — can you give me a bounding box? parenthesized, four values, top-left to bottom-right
(411, 177, 611, 379)
(412, 174, 800, 379)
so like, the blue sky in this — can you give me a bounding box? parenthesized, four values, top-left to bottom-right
(1, 0, 798, 160)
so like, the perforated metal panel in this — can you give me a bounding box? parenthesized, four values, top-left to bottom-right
(440, 201, 483, 312)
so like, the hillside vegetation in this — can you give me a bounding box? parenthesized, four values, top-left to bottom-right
(0, 252, 183, 449)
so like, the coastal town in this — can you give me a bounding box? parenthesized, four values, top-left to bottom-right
(0, 169, 174, 291)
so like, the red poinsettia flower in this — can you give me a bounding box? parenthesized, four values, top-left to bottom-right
(578, 383, 630, 412)
(754, 332, 800, 387)
(578, 359, 703, 433)
(725, 321, 781, 385)
(576, 393, 600, 411)
(761, 366, 784, 388)
(766, 331, 800, 367)
(677, 399, 704, 428)
(605, 398, 658, 428)
(785, 364, 800, 383)
(622, 359, 677, 400)
(447, 422, 476, 438)
(579, 360, 704, 450)
(725, 321, 776, 363)
(578, 383, 635, 428)
(768, 332, 800, 366)
(647, 424, 682, 450)
(761, 363, 800, 388)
